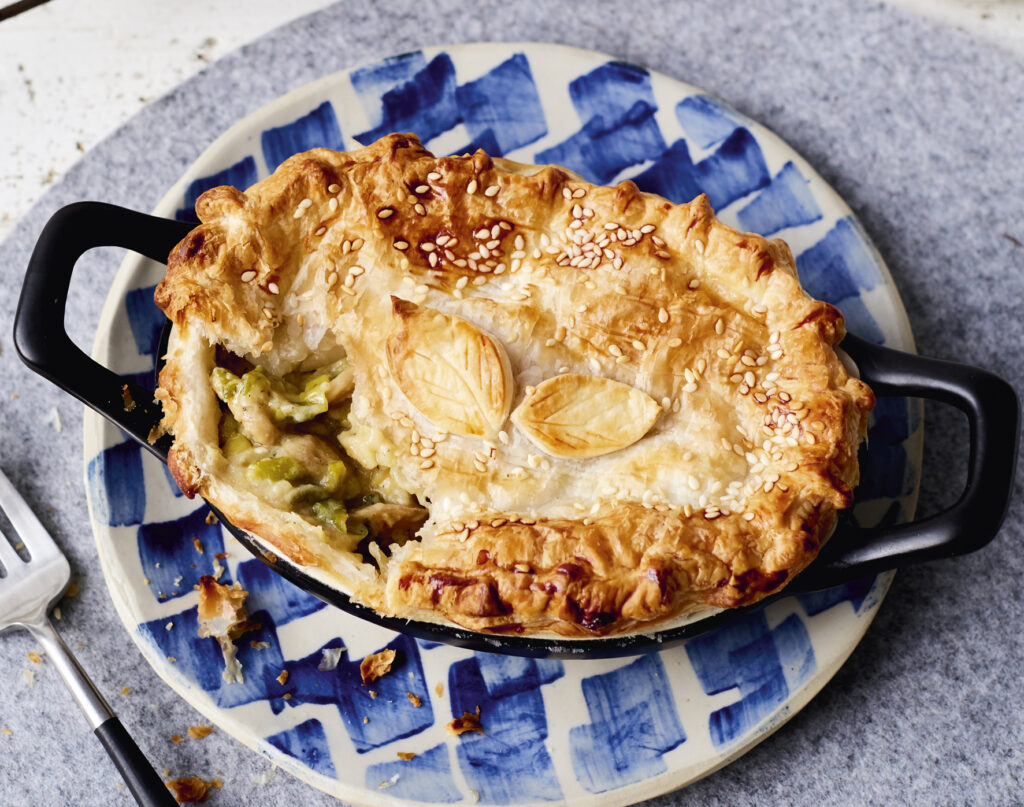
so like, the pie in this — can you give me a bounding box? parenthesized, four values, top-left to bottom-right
(154, 133, 874, 638)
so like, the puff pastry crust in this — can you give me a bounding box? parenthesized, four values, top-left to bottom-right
(155, 133, 874, 638)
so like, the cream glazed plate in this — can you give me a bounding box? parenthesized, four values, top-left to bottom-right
(83, 43, 922, 806)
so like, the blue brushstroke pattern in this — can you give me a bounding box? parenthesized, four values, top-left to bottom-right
(262, 101, 344, 172)
(796, 218, 886, 342)
(854, 395, 913, 501)
(139, 605, 287, 708)
(686, 610, 816, 747)
(174, 155, 258, 223)
(281, 634, 433, 751)
(772, 613, 817, 692)
(214, 611, 289, 709)
(455, 53, 546, 156)
(452, 128, 502, 157)
(632, 129, 770, 210)
(365, 743, 461, 802)
(136, 506, 226, 601)
(350, 51, 428, 128)
(675, 94, 740, 149)
(267, 718, 337, 779)
(449, 655, 564, 803)
(795, 217, 881, 302)
(234, 559, 325, 628)
(797, 577, 876, 616)
(124, 284, 164, 359)
(630, 139, 703, 203)
(355, 53, 460, 146)
(86, 440, 145, 526)
(569, 61, 655, 125)
(535, 100, 666, 184)
(737, 161, 823, 236)
(570, 654, 686, 793)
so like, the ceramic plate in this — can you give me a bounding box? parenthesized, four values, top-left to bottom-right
(83, 43, 922, 806)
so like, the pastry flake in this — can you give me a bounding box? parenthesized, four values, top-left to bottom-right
(512, 374, 661, 458)
(155, 133, 874, 639)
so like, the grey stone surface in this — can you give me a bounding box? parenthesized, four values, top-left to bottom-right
(1, 0, 1022, 804)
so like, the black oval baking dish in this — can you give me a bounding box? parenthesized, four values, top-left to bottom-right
(14, 202, 1021, 659)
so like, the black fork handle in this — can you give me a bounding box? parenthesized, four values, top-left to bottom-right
(14, 202, 191, 461)
(14, 202, 1021, 586)
(792, 333, 1020, 591)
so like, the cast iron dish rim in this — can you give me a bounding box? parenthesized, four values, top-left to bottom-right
(13, 202, 1021, 659)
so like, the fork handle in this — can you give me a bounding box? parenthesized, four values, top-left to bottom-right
(31, 620, 176, 806)
(95, 717, 177, 806)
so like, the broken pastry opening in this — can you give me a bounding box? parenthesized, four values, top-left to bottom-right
(209, 344, 429, 571)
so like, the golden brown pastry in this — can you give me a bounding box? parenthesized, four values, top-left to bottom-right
(155, 133, 874, 638)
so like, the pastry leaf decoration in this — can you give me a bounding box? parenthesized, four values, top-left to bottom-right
(386, 297, 513, 438)
(512, 374, 661, 458)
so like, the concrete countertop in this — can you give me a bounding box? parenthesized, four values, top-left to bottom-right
(1, 1, 1023, 805)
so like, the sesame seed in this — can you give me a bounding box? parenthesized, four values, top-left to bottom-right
(631, 339, 645, 351)
(378, 208, 394, 219)
(328, 197, 338, 213)
(415, 184, 429, 194)
(658, 308, 669, 323)
(420, 459, 435, 470)
(562, 187, 572, 200)
(668, 337, 683, 348)
(414, 203, 426, 216)
(474, 460, 488, 473)
(240, 270, 257, 282)
(314, 226, 327, 237)
(298, 198, 312, 209)
(394, 240, 409, 250)
(715, 318, 725, 335)
(467, 180, 478, 194)
(427, 171, 442, 182)
(473, 276, 487, 285)
(326, 271, 338, 286)
(484, 184, 500, 197)
(572, 188, 586, 198)
(688, 279, 700, 290)
(608, 344, 623, 357)
(717, 348, 731, 359)
(259, 340, 273, 353)
(683, 382, 697, 393)
(267, 282, 280, 295)
(640, 224, 656, 234)
(744, 371, 756, 386)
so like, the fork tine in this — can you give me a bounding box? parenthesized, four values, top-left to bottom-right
(0, 521, 23, 573)
(0, 468, 55, 558)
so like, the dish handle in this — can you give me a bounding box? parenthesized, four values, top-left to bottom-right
(792, 333, 1020, 591)
(14, 202, 192, 461)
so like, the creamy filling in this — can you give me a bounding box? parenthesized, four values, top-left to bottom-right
(210, 350, 427, 563)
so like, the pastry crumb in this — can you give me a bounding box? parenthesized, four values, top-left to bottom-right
(378, 773, 400, 789)
(363, 716, 370, 724)
(360, 648, 396, 685)
(121, 384, 136, 412)
(397, 751, 416, 761)
(197, 575, 258, 684)
(166, 775, 222, 803)
(276, 670, 289, 685)
(205, 511, 219, 525)
(434, 682, 444, 697)
(192, 537, 205, 554)
(121, 686, 132, 695)
(407, 691, 422, 707)
(318, 646, 345, 670)
(26, 651, 42, 664)
(368, 690, 378, 699)
(65, 582, 79, 597)
(446, 707, 484, 736)
(22, 670, 34, 688)
(1, 727, 12, 736)
(187, 725, 214, 740)
(170, 734, 184, 743)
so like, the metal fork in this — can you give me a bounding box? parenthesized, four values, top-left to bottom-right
(0, 468, 176, 806)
